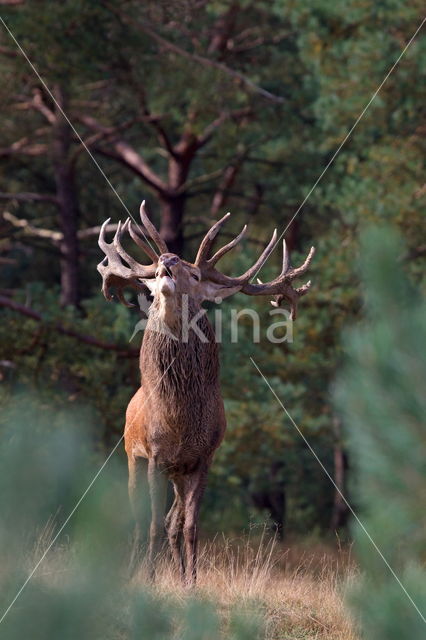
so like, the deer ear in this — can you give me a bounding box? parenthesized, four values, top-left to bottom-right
(200, 282, 242, 302)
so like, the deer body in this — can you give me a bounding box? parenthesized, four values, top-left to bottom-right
(126, 301, 225, 473)
(98, 202, 314, 586)
(124, 281, 226, 584)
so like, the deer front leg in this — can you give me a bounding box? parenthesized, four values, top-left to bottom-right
(128, 456, 150, 575)
(183, 465, 208, 588)
(165, 479, 185, 580)
(147, 458, 168, 581)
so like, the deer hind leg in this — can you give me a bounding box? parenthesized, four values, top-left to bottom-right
(165, 479, 185, 580)
(147, 458, 168, 581)
(128, 456, 150, 575)
(182, 465, 208, 588)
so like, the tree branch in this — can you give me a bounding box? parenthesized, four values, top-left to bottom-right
(210, 149, 247, 215)
(129, 17, 285, 104)
(29, 89, 57, 124)
(71, 116, 143, 163)
(197, 108, 252, 148)
(136, 87, 177, 158)
(176, 167, 224, 194)
(149, 119, 176, 157)
(0, 135, 48, 157)
(0, 192, 58, 204)
(79, 114, 167, 193)
(0, 295, 139, 357)
(3, 211, 61, 242)
(3, 210, 119, 243)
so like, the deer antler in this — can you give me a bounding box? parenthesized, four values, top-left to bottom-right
(194, 215, 314, 319)
(97, 202, 166, 305)
(241, 239, 315, 320)
(139, 200, 168, 255)
(97, 200, 314, 316)
(195, 212, 278, 286)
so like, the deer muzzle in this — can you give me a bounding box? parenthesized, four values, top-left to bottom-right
(156, 256, 179, 295)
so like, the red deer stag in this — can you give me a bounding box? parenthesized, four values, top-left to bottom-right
(98, 200, 314, 586)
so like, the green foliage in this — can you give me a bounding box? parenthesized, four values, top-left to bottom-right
(0, 395, 264, 640)
(335, 226, 426, 638)
(1, 0, 425, 537)
(0, 286, 139, 442)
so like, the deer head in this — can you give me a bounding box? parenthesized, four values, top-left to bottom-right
(98, 200, 315, 319)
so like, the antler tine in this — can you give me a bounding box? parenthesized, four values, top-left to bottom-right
(239, 241, 315, 320)
(236, 228, 277, 282)
(98, 217, 113, 254)
(286, 246, 315, 279)
(195, 212, 231, 266)
(97, 259, 113, 301)
(207, 224, 247, 267)
(98, 218, 126, 269)
(281, 238, 290, 275)
(139, 200, 167, 255)
(296, 281, 311, 296)
(112, 219, 147, 272)
(127, 218, 159, 263)
(207, 229, 278, 286)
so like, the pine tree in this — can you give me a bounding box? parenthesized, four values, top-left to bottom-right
(335, 226, 426, 638)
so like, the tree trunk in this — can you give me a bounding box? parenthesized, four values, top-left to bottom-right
(159, 139, 196, 256)
(330, 417, 349, 531)
(251, 462, 287, 539)
(284, 218, 300, 253)
(51, 88, 80, 307)
(159, 194, 186, 256)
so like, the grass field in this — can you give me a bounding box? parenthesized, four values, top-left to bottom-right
(5, 525, 359, 640)
(146, 536, 359, 640)
(25, 526, 359, 640)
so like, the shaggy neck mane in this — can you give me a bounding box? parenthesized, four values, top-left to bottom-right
(141, 295, 219, 399)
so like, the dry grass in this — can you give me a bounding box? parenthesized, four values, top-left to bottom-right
(135, 533, 360, 640)
(28, 526, 359, 639)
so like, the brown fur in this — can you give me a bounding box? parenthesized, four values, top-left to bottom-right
(124, 258, 226, 586)
(125, 300, 225, 473)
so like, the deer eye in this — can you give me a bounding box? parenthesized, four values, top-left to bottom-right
(191, 273, 200, 281)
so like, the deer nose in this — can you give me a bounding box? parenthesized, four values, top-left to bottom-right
(159, 255, 179, 268)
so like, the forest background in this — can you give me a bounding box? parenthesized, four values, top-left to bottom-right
(1, 0, 424, 539)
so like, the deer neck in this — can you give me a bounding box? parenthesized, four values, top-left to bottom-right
(155, 292, 182, 331)
(148, 292, 203, 335)
(141, 293, 219, 396)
